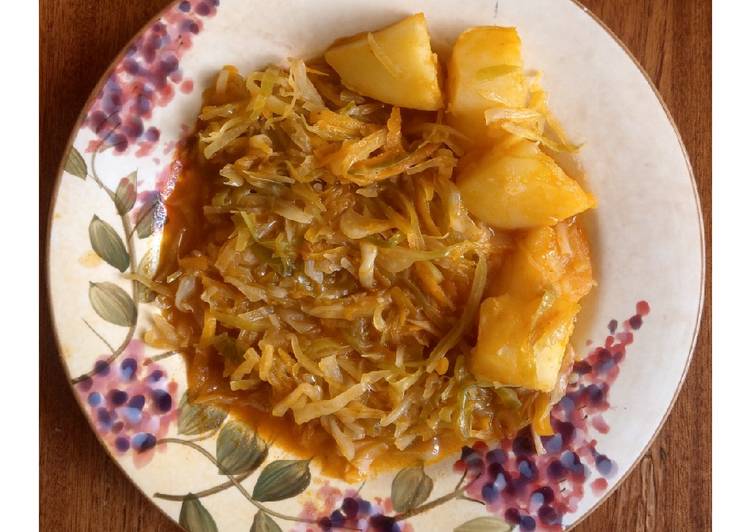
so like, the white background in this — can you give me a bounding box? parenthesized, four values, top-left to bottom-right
(0, 0, 39, 526)
(714, 1, 748, 530)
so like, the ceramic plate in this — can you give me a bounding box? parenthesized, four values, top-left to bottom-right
(47, 0, 704, 530)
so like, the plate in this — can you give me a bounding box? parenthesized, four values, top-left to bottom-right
(47, 0, 704, 530)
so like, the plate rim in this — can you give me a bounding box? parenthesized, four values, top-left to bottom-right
(561, 1, 706, 528)
(44, 0, 707, 529)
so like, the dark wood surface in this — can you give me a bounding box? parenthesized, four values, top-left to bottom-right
(39, 0, 711, 530)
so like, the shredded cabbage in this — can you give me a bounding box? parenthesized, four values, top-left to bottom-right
(151, 60, 554, 477)
(367, 32, 402, 78)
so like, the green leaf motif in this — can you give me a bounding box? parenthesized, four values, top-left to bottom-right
(249, 511, 282, 532)
(135, 249, 157, 303)
(135, 195, 162, 239)
(216, 420, 269, 475)
(64, 146, 87, 179)
(179, 494, 218, 532)
(391, 465, 434, 513)
(114, 171, 137, 214)
(454, 517, 513, 532)
(252, 460, 311, 502)
(178, 393, 228, 436)
(88, 282, 137, 327)
(89, 215, 129, 272)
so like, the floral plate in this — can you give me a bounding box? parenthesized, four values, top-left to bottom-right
(47, 0, 704, 530)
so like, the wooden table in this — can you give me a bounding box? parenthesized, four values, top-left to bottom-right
(40, 1, 711, 530)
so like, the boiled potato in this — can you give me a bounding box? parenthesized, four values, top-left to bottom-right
(324, 14, 443, 110)
(554, 219, 595, 302)
(456, 140, 595, 229)
(476, 221, 592, 392)
(469, 293, 579, 392)
(491, 219, 594, 302)
(447, 27, 529, 141)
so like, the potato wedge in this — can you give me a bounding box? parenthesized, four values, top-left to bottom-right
(457, 140, 595, 229)
(324, 14, 443, 110)
(447, 27, 529, 141)
(469, 293, 580, 392)
(491, 219, 594, 302)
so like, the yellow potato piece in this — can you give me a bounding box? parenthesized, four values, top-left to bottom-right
(447, 27, 530, 141)
(491, 219, 594, 302)
(470, 294, 579, 392)
(324, 14, 443, 110)
(456, 140, 595, 229)
(491, 226, 562, 299)
(477, 222, 592, 393)
(554, 220, 595, 303)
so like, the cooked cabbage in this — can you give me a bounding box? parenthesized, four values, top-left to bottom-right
(150, 56, 589, 480)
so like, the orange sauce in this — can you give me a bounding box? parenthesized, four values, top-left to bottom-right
(156, 142, 213, 279)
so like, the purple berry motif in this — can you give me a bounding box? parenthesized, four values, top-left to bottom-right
(77, 376, 93, 392)
(596, 455, 614, 476)
(87, 392, 102, 407)
(108, 389, 128, 406)
(132, 432, 157, 453)
(151, 389, 172, 413)
(329, 510, 345, 527)
(77, 342, 178, 466)
(121, 407, 143, 425)
(115, 436, 130, 452)
(539, 505, 560, 526)
(81, 0, 217, 156)
(518, 459, 537, 480)
(519, 515, 537, 530)
(195, 2, 211, 16)
(542, 433, 563, 453)
(512, 434, 535, 456)
(482, 482, 500, 503)
(358, 498, 371, 515)
(573, 360, 592, 374)
(505, 508, 521, 524)
(94, 360, 110, 376)
(460, 446, 475, 460)
(533, 486, 554, 505)
(127, 394, 145, 410)
(144, 126, 160, 142)
(369, 514, 399, 532)
(342, 497, 359, 519)
(487, 461, 504, 479)
(547, 459, 566, 480)
(120, 358, 137, 380)
(96, 408, 112, 428)
(486, 448, 507, 465)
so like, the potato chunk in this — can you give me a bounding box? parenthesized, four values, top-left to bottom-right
(456, 140, 595, 229)
(475, 221, 592, 392)
(491, 219, 594, 302)
(469, 294, 579, 392)
(324, 14, 443, 110)
(447, 27, 530, 141)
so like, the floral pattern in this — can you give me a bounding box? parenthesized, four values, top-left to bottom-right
(75, 341, 179, 466)
(83, 0, 218, 157)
